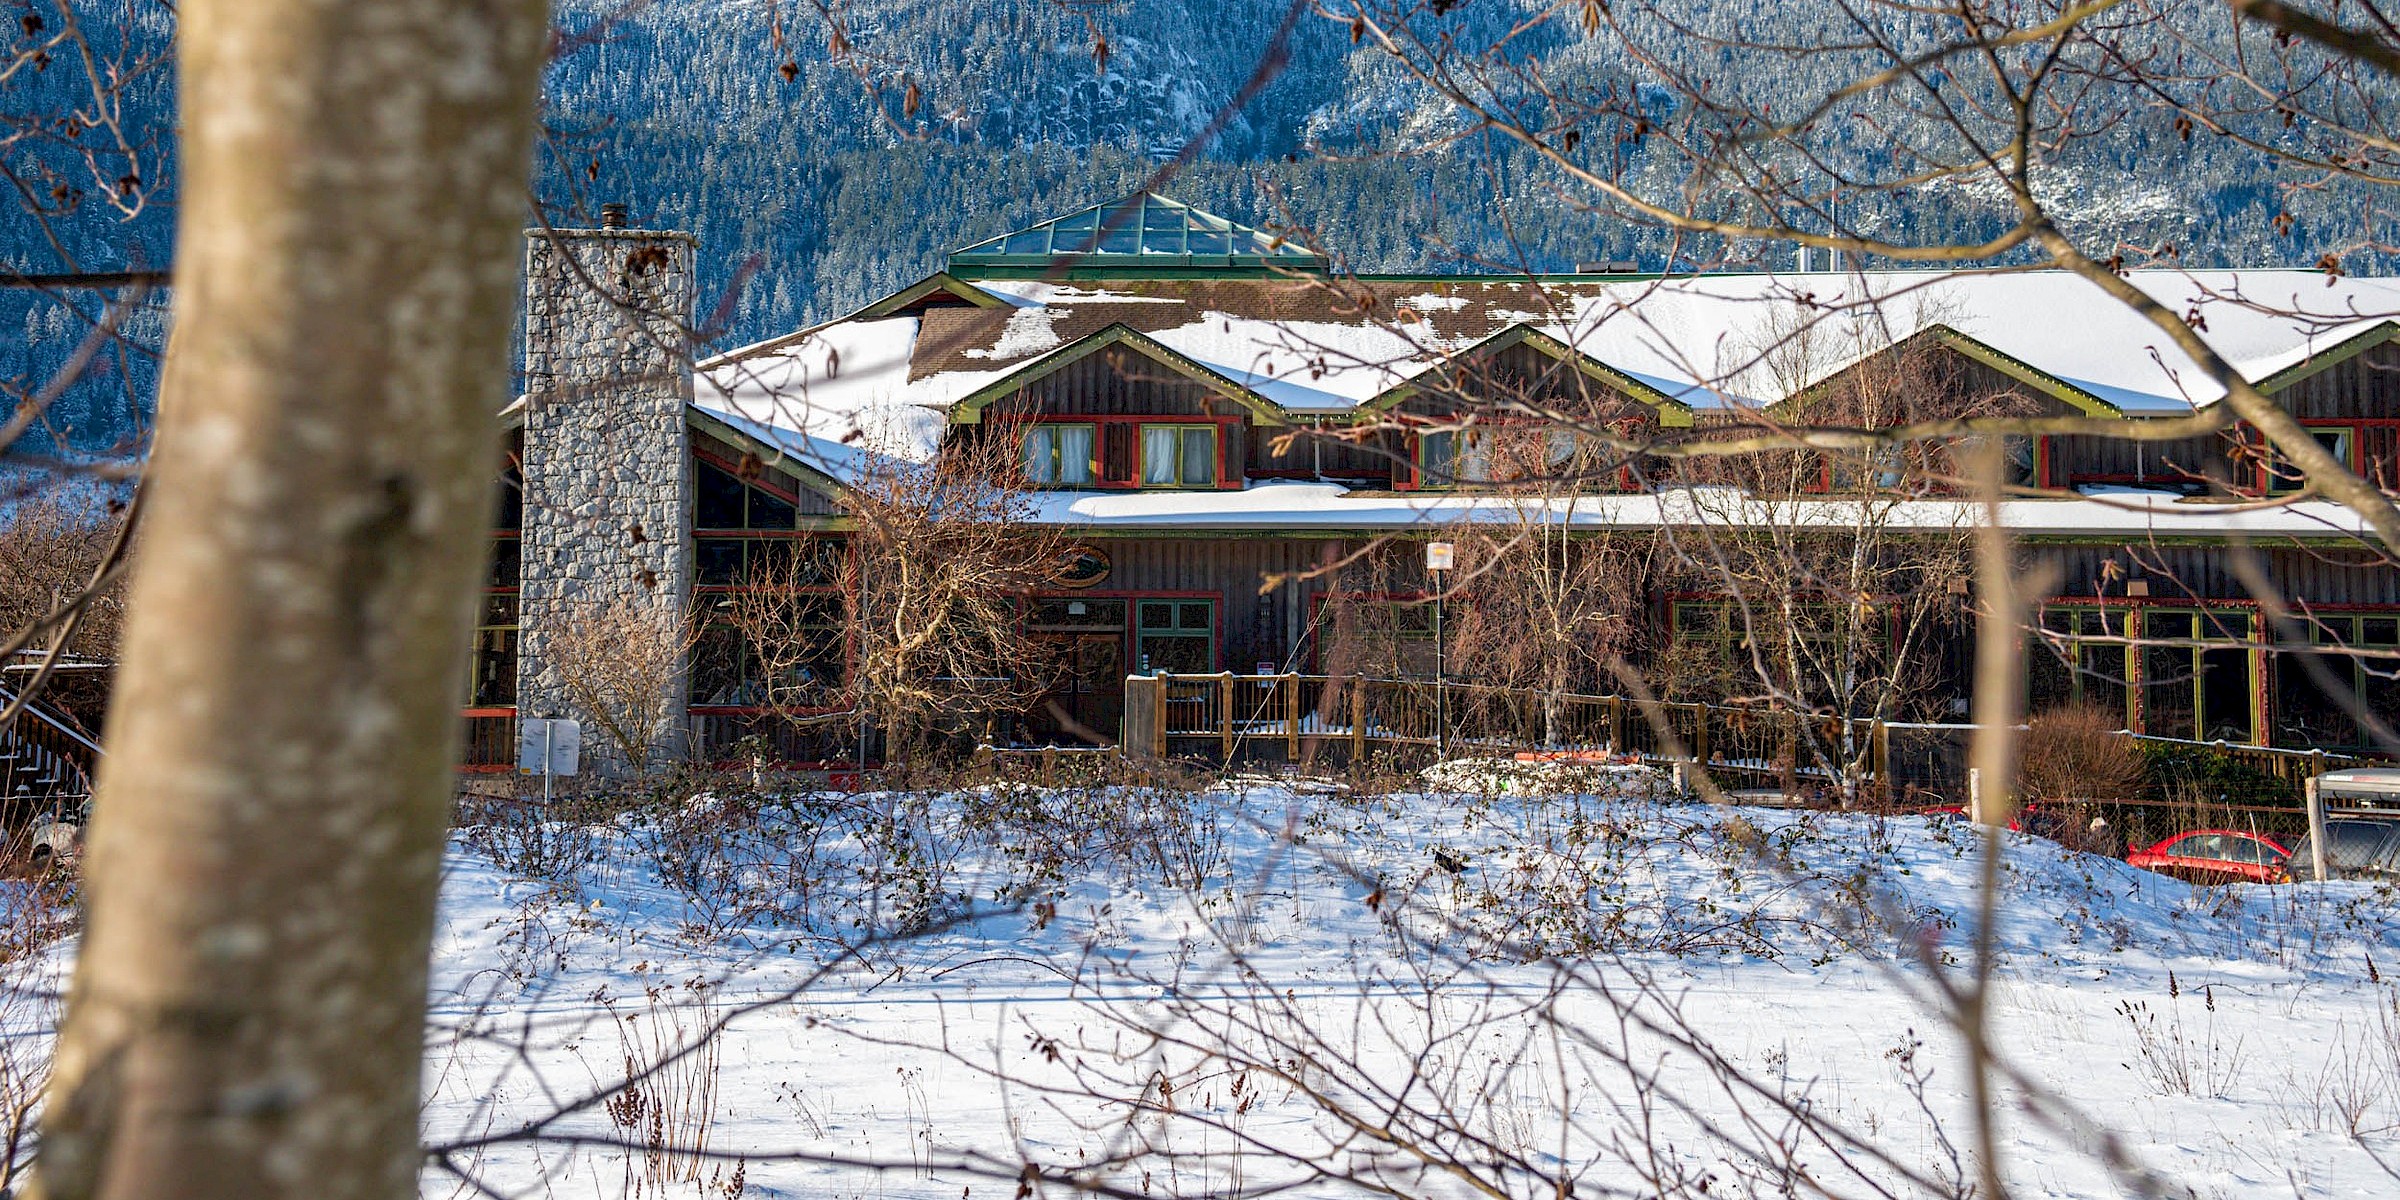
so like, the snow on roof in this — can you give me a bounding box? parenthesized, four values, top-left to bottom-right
(1020, 478, 2380, 537)
(692, 315, 952, 479)
(693, 268, 2400, 481)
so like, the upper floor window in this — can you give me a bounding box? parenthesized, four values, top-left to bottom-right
(1141, 424, 1218, 488)
(1417, 426, 1588, 489)
(2264, 425, 2355, 494)
(696, 457, 799, 529)
(1022, 423, 1097, 487)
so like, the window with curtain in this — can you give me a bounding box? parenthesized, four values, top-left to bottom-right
(1022, 424, 1096, 486)
(1141, 424, 1217, 487)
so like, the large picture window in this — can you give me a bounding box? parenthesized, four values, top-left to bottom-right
(1022, 423, 1097, 486)
(696, 457, 801, 529)
(2276, 613, 2400, 749)
(1417, 426, 1584, 488)
(1140, 424, 1219, 487)
(2028, 606, 2132, 726)
(2138, 609, 2256, 743)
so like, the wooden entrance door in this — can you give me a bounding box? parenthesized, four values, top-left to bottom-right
(1042, 632, 1123, 745)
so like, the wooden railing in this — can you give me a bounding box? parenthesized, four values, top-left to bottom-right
(1121, 673, 2372, 805)
(0, 684, 99, 801)
(458, 709, 516, 773)
(1125, 673, 1898, 795)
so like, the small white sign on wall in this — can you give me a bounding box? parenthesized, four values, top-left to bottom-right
(516, 718, 582, 778)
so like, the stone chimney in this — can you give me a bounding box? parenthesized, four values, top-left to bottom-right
(515, 215, 697, 772)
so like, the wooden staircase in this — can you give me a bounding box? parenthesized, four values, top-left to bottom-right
(0, 684, 99, 806)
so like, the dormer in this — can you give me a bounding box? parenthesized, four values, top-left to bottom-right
(946, 325, 1283, 491)
(1362, 326, 1695, 492)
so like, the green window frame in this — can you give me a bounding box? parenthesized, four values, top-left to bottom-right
(1139, 424, 1219, 488)
(2137, 608, 2257, 743)
(1134, 598, 1216, 673)
(696, 457, 801, 530)
(1022, 423, 1098, 487)
(2275, 613, 2400, 749)
(467, 590, 518, 708)
(1416, 426, 1586, 489)
(2029, 606, 2134, 727)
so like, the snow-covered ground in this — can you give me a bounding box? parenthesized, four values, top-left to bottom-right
(414, 765, 2400, 1199)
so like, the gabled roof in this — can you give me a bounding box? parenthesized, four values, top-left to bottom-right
(2251, 320, 2400, 395)
(1773, 324, 2124, 418)
(1360, 324, 1698, 428)
(948, 192, 1325, 277)
(855, 272, 1009, 319)
(946, 323, 1290, 427)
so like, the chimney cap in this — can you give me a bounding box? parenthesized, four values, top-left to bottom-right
(599, 202, 629, 230)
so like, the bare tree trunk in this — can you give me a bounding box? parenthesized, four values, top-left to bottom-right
(31, 3, 546, 1198)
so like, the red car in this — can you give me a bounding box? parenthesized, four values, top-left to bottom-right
(2126, 830, 2292, 884)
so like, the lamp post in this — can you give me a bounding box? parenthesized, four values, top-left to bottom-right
(1427, 541, 1454, 760)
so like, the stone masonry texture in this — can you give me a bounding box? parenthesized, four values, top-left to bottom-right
(516, 227, 697, 771)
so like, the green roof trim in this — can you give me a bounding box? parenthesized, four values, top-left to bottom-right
(949, 192, 1324, 278)
(686, 406, 853, 507)
(2252, 320, 2400, 395)
(1357, 324, 1698, 428)
(1773, 324, 2125, 419)
(855, 272, 1009, 319)
(947, 323, 1289, 427)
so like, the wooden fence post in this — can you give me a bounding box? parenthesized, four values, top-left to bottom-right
(2307, 773, 2330, 882)
(1609, 695, 1624, 755)
(1351, 680, 1367, 764)
(1693, 704, 1710, 766)
(1220, 672, 1236, 764)
(1286, 672, 1301, 759)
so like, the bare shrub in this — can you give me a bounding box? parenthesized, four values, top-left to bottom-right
(727, 422, 1071, 759)
(594, 982, 723, 1199)
(542, 594, 701, 773)
(2020, 704, 2146, 805)
(2116, 976, 2248, 1099)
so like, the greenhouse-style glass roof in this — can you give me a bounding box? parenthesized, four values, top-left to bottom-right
(947, 192, 1324, 277)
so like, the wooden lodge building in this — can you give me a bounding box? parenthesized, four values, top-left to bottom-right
(479, 193, 2400, 770)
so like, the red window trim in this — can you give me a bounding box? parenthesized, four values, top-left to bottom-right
(695, 445, 815, 508)
(1016, 415, 1245, 491)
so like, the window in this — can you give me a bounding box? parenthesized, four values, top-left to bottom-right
(2275, 613, 2400, 749)
(1417, 425, 1597, 489)
(1022, 424, 1097, 486)
(1140, 425, 1218, 487)
(2264, 426, 2355, 494)
(691, 594, 845, 708)
(1135, 599, 1215, 673)
(696, 458, 801, 529)
(2139, 609, 2255, 743)
(468, 591, 517, 708)
(695, 536, 842, 588)
(2029, 607, 2132, 726)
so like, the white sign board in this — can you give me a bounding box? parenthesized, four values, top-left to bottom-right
(1425, 541, 1455, 572)
(516, 718, 582, 777)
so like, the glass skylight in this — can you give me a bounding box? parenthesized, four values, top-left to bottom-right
(950, 192, 1320, 269)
